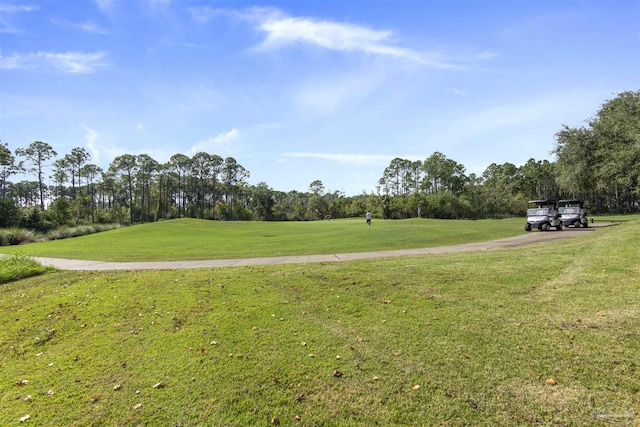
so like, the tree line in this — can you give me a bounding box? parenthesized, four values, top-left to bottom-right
(1, 90, 638, 229)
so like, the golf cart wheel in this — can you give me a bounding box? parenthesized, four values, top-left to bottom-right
(556, 223, 563, 231)
(542, 223, 549, 231)
(525, 223, 532, 232)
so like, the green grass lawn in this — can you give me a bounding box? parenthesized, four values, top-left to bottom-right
(1, 221, 638, 426)
(0, 217, 529, 262)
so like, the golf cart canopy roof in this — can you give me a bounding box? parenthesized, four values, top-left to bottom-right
(528, 199, 556, 207)
(558, 199, 583, 206)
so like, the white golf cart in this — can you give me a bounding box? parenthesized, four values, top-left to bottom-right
(558, 199, 589, 228)
(525, 199, 563, 232)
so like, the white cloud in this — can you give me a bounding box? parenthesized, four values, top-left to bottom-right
(452, 99, 557, 136)
(283, 152, 397, 164)
(257, 17, 434, 64)
(426, 91, 608, 170)
(213, 128, 239, 144)
(0, 4, 37, 13)
(449, 88, 467, 97)
(0, 3, 38, 33)
(95, 0, 114, 14)
(188, 129, 239, 155)
(82, 125, 101, 163)
(77, 21, 107, 33)
(295, 71, 384, 114)
(0, 51, 108, 73)
(189, 6, 281, 26)
(192, 7, 493, 69)
(145, 0, 171, 13)
(51, 18, 108, 34)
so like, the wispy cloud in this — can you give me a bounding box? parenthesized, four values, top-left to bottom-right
(188, 5, 255, 25)
(82, 125, 101, 163)
(294, 70, 385, 114)
(144, 0, 172, 14)
(191, 7, 493, 69)
(0, 3, 38, 34)
(283, 152, 398, 164)
(51, 18, 108, 34)
(188, 129, 239, 155)
(94, 0, 114, 14)
(452, 99, 555, 136)
(257, 17, 435, 65)
(0, 3, 37, 11)
(0, 51, 108, 73)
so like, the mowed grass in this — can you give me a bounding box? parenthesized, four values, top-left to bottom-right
(0, 217, 527, 262)
(0, 222, 638, 426)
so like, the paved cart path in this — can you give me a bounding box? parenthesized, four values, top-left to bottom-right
(25, 224, 611, 271)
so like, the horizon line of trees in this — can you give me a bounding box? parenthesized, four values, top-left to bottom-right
(1, 90, 638, 229)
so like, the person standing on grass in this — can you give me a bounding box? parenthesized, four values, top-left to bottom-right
(366, 211, 372, 227)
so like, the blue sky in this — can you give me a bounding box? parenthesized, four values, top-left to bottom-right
(1, 0, 639, 195)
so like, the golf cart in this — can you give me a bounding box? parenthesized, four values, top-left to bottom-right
(558, 199, 589, 228)
(525, 199, 562, 231)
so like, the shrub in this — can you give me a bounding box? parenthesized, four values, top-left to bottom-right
(0, 228, 39, 246)
(63, 225, 95, 238)
(44, 223, 121, 241)
(0, 223, 121, 246)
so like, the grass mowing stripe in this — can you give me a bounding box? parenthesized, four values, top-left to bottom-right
(0, 222, 638, 426)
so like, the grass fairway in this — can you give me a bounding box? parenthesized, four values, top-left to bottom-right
(1, 221, 638, 426)
(0, 217, 527, 262)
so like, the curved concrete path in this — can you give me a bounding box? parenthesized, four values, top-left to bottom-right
(29, 224, 609, 271)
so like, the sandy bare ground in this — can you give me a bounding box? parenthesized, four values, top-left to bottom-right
(28, 223, 611, 271)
